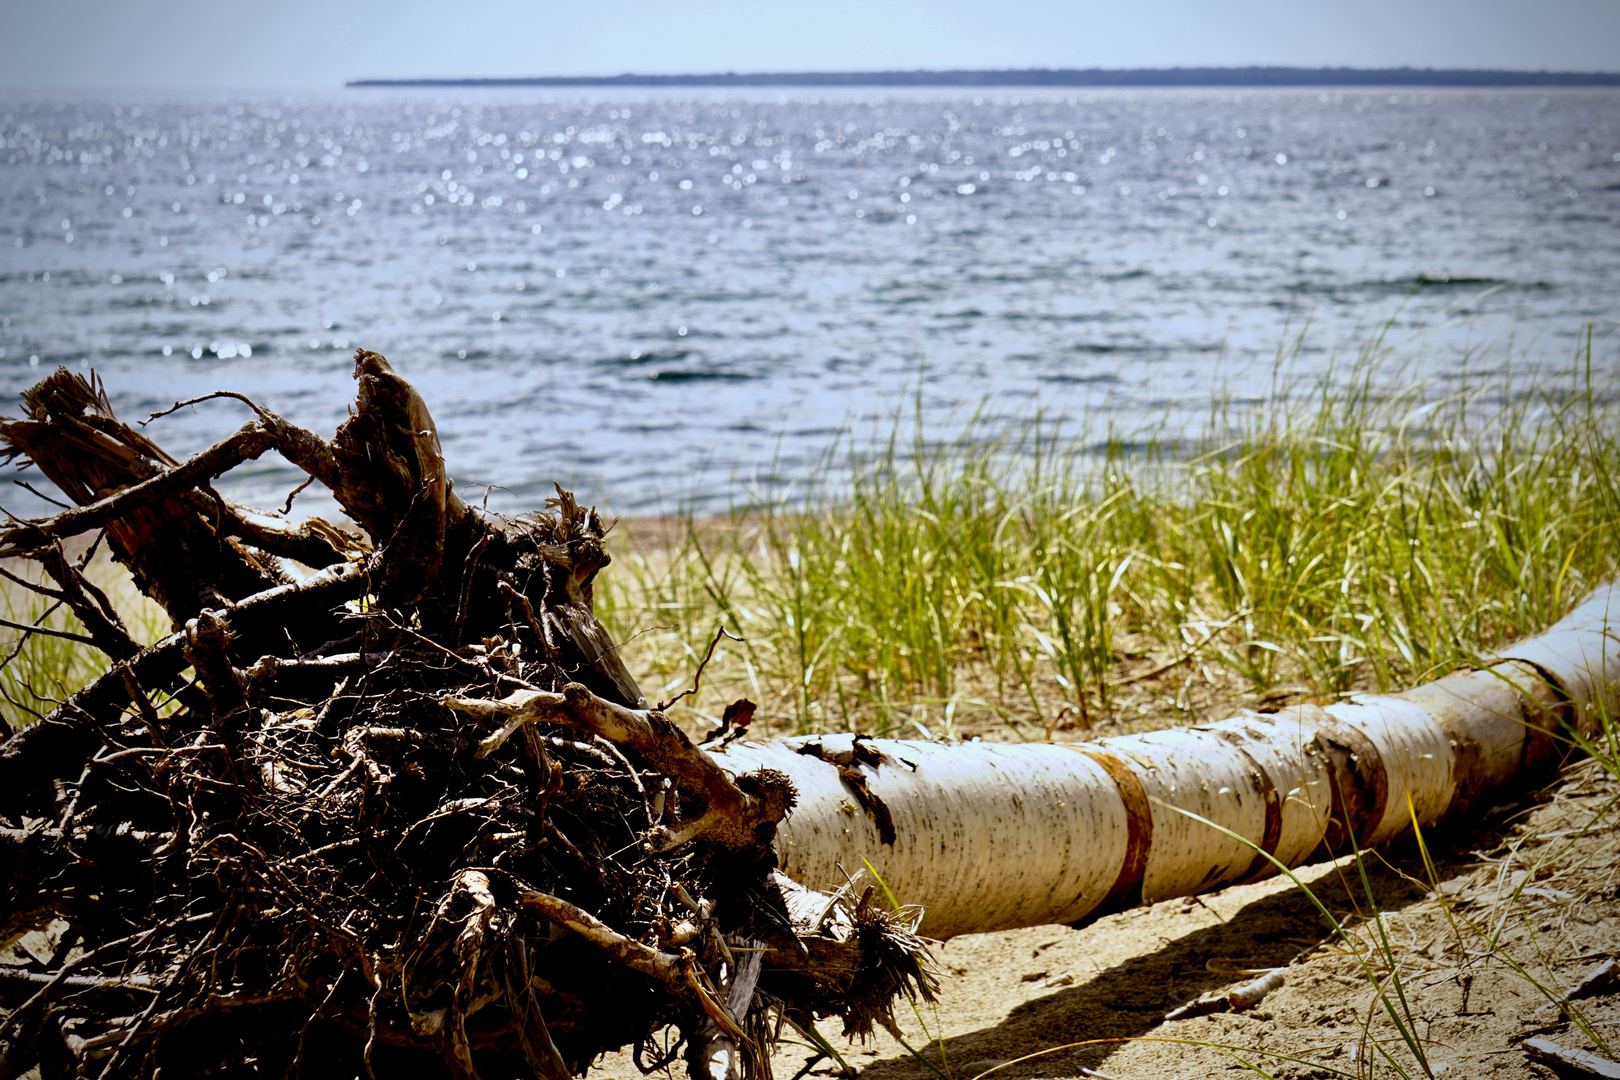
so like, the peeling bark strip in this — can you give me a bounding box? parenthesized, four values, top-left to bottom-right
(1070, 749, 1152, 917)
(715, 583, 1620, 939)
(795, 737, 899, 845)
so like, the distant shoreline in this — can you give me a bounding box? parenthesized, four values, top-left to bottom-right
(347, 66, 1620, 89)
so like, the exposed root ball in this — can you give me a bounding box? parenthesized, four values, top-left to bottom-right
(0, 355, 933, 1080)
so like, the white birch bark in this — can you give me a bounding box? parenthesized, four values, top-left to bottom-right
(714, 582, 1620, 940)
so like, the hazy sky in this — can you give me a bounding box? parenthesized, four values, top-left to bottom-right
(1, 0, 1617, 91)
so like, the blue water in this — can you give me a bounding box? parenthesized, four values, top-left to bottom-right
(1, 88, 1617, 519)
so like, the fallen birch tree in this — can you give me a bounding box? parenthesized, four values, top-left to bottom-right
(0, 355, 1614, 1080)
(705, 580, 1618, 938)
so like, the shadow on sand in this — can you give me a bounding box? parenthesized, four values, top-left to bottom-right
(847, 801, 1531, 1080)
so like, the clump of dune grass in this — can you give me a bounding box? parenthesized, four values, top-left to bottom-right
(599, 332, 1620, 737)
(0, 548, 166, 730)
(5, 332, 1615, 743)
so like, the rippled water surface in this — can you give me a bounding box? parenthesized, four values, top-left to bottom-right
(2, 88, 1617, 515)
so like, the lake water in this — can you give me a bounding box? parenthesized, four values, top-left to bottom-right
(1, 88, 1617, 518)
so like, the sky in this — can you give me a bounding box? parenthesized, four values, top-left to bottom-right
(0, 0, 1617, 91)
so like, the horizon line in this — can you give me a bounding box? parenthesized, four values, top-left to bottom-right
(348, 65, 1620, 89)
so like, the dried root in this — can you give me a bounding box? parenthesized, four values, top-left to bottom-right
(0, 354, 933, 1080)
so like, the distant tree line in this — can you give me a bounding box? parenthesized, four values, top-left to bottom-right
(347, 66, 1620, 89)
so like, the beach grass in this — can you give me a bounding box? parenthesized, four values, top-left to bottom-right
(0, 549, 166, 730)
(2, 334, 1615, 744)
(598, 333, 1620, 738)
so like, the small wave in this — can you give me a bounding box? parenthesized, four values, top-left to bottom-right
(1085, 437, 1201, 459)
(1285, 275, 1516, 296)
(1000, 311, 1109, 324)
(1041, 371, 1121, 385)
(1413, 275, 1511, 288)
(649, 369, 755, 383)
(603, 349, 691, 367)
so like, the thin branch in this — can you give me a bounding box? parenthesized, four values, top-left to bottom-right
(0, 674, 46, 721)
(498, 580, 556, 657)
(659, 625, 743, 711)
(444, 681, 792, 852)
(0, 616, 99, 647)
(0, 564, 67, 600)
(282, 475, 315, 515)
(1112, 611, 1245, 688)
(514, 888, 682, 984)
(0, 424, 275, 555)
(142, 390, 272, 426)
(12, 480, 70, 510)
(36, 541, 139, 661)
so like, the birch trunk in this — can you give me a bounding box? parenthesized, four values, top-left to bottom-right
(714, 583, 1620, 940)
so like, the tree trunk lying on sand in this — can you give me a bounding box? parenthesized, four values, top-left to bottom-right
(0, 357, 1614, 1080)
(449, 584, 1620, 942)
(703, 581, 1618, 938)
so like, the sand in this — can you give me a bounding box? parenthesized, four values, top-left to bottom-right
(597, 758, 1620, 1080)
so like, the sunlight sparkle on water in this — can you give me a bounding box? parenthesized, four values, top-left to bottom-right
(0, 89, 1613, 516)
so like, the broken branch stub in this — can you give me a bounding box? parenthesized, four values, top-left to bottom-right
(0, 356, 930, 1080)
(444, 682, 796, 854)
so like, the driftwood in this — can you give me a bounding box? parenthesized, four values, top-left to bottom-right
(1523, 1037, 1620, 1079)
(703, 582, 1618, 939)
(0, 358, 931, 1080)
